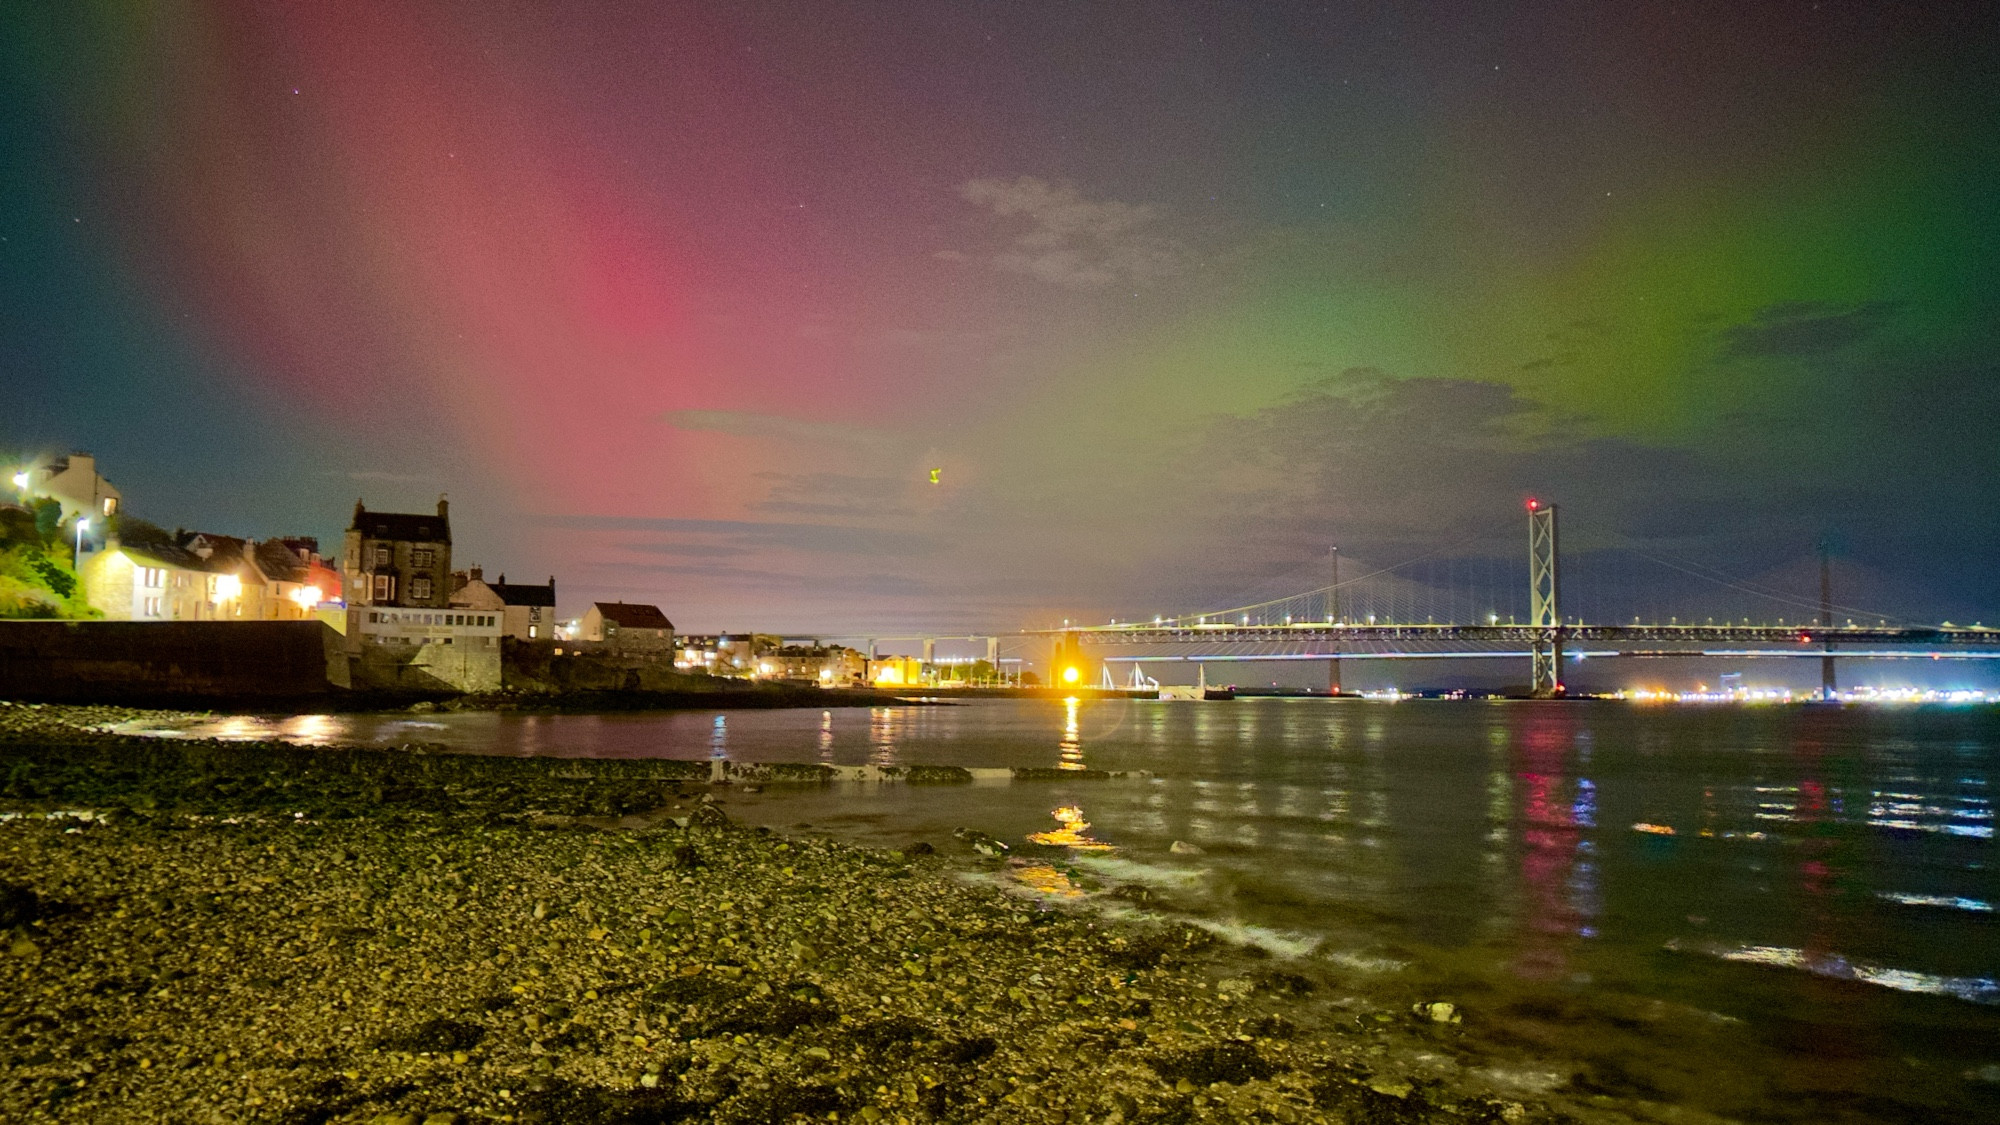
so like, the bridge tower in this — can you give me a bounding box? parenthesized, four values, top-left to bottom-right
(1051, 632, 1093, 688)
(1528, 499, 1563, 697)
(1327, 545, 1342, 695)
(1818, 540, 1837, 700)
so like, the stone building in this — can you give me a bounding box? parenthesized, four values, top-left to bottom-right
(755, 644, 868, 685)
(343, 498, 451, 608)
(580, 602, 674, 653)
(673, 633, 775, 676)
(340, 497, 499, 692)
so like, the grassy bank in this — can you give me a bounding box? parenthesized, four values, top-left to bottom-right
(0, 704, 1629, 1124)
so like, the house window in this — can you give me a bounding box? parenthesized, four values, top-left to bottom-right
(412, 548, 434, 568)
(138, 567, 163, 588)
(373, 574, 395, 601)
(103, 497, 118, 516)
(142, 596, 162, 617)
(528, 625, 538, 639)
(373, 545, 391, 567)
(411, 576, 433, 601)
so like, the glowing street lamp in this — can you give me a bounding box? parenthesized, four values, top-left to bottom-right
(73, 517, 89, 569)
(11, 470, 28, 499)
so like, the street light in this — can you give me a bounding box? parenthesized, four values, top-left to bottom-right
(73, 517, 89, 570)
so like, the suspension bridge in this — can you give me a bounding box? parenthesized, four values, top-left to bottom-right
(1025, 500, 2000, 698)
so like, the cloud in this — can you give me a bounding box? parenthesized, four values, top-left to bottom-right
(948, 177, 1189, 290)
(1721, 300, 1902, 359)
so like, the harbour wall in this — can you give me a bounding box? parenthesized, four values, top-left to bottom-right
(0, 620, 350, 703)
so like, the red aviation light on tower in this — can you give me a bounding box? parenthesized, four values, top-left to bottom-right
(1526, 497, 1540, 511)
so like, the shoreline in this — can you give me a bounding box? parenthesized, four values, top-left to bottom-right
(2, 703, 1713, 1123)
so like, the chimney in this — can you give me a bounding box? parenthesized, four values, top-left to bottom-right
(353, 498, 365, 525)
(498, 573, 506, 585)
(437, 493, 450, 520)
(469, 565, 483, 583)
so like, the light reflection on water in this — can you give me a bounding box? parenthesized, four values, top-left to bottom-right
(138, 698, 2000, 1121)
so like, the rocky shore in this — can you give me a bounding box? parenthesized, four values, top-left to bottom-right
(0, 703, 1663, 1124)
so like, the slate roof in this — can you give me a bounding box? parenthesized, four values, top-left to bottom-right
(592, 601, 673, 630)
(350, 509, 450, 543)
(488, 581, 557, 608)
(179, 532, 250, 563)
(119, 542, 232, 574)
(253, 539, 313, 583)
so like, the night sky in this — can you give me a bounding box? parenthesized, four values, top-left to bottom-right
(4, 2, 1996, 636)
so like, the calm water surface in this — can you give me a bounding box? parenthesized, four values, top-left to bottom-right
(147, 699, 2000, 1122)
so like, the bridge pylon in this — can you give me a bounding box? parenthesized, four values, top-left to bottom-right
(1528, 499, 1564, 697)
(1051, 632, 1098, 689)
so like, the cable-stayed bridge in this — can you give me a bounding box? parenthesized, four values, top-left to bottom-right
(1026, 501, 2000, 698)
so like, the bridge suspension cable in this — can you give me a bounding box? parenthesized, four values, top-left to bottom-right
(1086, 530, 1501, 632)
(1624, 548, 1913, 626)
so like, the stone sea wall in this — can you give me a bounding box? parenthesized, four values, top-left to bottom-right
(0, 620, 347, 703)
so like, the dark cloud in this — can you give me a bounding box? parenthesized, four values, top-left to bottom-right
(1720, 300, 1903, 359)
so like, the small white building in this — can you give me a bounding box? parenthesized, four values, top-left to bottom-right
(18, 452, 121, 521)
(449, 569, 559, 641)
(346, 605, 504, 692)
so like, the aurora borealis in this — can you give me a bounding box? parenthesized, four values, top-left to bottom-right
(4, 2, 1996, 634)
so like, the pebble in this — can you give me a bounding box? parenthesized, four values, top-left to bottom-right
(0, 702, 1617, 1125)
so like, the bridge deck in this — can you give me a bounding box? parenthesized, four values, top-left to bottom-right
(1034, 623, 2000, 662)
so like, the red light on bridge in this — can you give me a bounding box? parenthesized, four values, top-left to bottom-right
(1799, 633, 1811, 643)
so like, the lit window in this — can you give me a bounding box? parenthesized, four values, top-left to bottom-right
(373, 574, 395, 601)
(103, 497, 117, 516)
(528, 625, 538, 638)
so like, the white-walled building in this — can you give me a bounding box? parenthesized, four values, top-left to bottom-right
(449, 569, 559, 641)
(17, 452, 120, 521)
